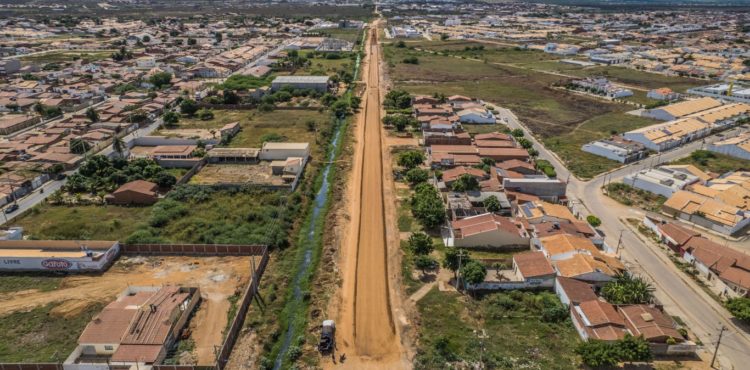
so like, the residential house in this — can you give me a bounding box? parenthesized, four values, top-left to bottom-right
(683, 237, 750, 297)
(105, 180, 159, 205)
(623, 166, 701, 198)
(512, 251, 557, 288)
(571, 300, 630, 341)
(554, 276, 598, 306)
(446, 213, 530, 249)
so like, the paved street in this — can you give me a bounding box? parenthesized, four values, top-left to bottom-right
(494, 105, 750, 369)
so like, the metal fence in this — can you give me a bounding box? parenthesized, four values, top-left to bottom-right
(216, 248, 270, 370)
(121, 243, 267, 256)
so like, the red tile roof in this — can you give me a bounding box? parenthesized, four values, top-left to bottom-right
(513, 251, 555, 278)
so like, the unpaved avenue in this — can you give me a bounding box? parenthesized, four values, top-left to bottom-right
(328, 23, 408, 369)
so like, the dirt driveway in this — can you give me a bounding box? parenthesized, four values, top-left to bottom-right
(0, 255, 252, 365)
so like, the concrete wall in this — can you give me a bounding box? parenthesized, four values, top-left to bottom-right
(0, 242, 119, 272)
(708, 143, 750, 160)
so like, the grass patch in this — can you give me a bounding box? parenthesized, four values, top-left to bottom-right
(542, 112, 659, 179)
(0, 302, 104, 362)
(19, 51, 113, 64)
(670, 149, 750, 174)
(310, 28, 364, 43)
(415, 288, 580, 370)
(401, 240, 425, 296)
(0, 274, 62, 294)
(129, 188, 301, 247)
(13, 204, 151, 240)
(299, 51, 357, 76)
(605, 182, 667, 212)
(228, 109, 328, 152)
(170, 109, 248, 130)
(383, 43, 622, 137)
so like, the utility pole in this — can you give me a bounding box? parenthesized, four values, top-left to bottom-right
(616, 229, 625, 256)
(457, 251, 463, 292)
(710, 325, 726, 369)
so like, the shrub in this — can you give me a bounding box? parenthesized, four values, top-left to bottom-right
(397, 150, 426, 170)
(404, 168, 429, 185)
(196, 108, 214, 120)
(586, 215, 602, 228)
(726, 297, 750, 324)
(408, 232, 434, 255)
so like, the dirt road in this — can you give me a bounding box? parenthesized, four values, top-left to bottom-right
(327, 22, 409, 369)
(0, 256, 251, 365)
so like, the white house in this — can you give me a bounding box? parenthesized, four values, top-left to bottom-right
(708, 132, 750, 160)
(259, 142, 311, 161)
(456, 108, 496, 124)
(623, 166, 700, 198)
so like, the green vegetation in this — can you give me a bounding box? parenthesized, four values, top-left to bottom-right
(384, 89, 413, 110)
(228, 109, 329, 158)
(601, 272, 655, 305)
(382, 42, 670, 179)
(126, 187, 300, 248)
(19, 50, 113, 64)
(605, 182, 667, 212)
(415, 288, 580, 369)
(535, 159, 557, 178)
(14, 204, 151, 240)
(575, 335, 652, 368)
(586, 215, 602, 228)
(405, 167, 430, 186)
(148, 71, 173, 89)
(63, 156, 177, 194)
(450, 174, 480, 192)
(543, 112, 659, 179)
(0, 275, 62, 294)
(725, 297, 750, 324)
(383, 113, 418, 131)
(310, 27, 363, 43)
(671, 150, 750, 174)
(397, 150, 426, 169)
(411, 183, 446, 229)
(0, 302, 104, 362)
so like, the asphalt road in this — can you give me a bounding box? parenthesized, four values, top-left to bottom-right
(494, 106, 750, 369)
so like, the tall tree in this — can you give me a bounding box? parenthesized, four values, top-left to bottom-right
(85, 107, 99, 123)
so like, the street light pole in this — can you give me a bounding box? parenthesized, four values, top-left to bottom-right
(710, 325, 726, 369)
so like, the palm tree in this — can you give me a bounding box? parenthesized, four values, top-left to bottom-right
(112, 136, 125, 159)
(602, 272, 655, 304)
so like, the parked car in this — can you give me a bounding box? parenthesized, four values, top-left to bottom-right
(5, 204, 19, 214)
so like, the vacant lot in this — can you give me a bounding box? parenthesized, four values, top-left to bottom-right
(299, 51, 357, 76)
(19, 50, 113, 65)
(383, 44, 660, 177)
(670, 150, 750, 174)
(415, 288, 580, 370)
(311, 27, 364, 43)
(190, 163, 288, 187)
(0, 302, 104, 362)
(543, 112, 660, 179)
(12, 204, 150, 240)
(384, 43, 617, 136)
(523, 61, 705, 93)
(403, 40, 705, 93)
(0, 256, 252, 364)
(229, 109, 328, 154)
